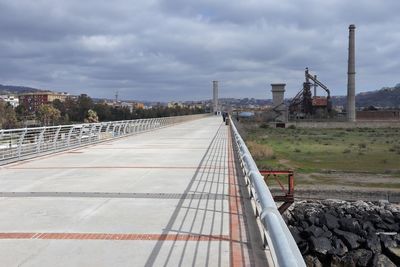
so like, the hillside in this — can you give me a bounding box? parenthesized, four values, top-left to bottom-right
(0, 84, 44, 94)
(331, 84, 400, 108)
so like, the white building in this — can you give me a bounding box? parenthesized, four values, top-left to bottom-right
(167, 102, 184, 108)
(0, 95, 19, 108)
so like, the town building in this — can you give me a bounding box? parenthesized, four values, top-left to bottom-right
(18, 92, 69, 113)
(0, 95, 19, 108)
(167, 102, 184, 108)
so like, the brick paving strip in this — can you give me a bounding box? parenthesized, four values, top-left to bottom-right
(0, 233, 230, 241)
(227, 128, 246, 267)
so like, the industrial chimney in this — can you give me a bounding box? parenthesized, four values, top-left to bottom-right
(212, 81, 219, 114)
(347, 24, 356, 122)
(271, 83, 287, 123)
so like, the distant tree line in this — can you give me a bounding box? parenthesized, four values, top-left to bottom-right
(0, 94, 207, 129)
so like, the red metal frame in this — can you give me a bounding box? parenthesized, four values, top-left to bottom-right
(259, 170, 294, 214)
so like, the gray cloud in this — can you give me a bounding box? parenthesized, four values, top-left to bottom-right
(0, 0, 399, 101)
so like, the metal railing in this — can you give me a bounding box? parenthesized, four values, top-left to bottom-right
(0, 114, 208, 165)
(229, 117, 305, 267)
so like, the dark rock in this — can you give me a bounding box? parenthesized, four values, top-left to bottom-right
(327, 209, 339, 217)
(363, 213, 382, 224)
(372, 254, 396, 267)
(344, 205, 358, 215)
(293, 211, 305, 222)
(339, 217, 361, 233)
(329, 237, 348, 257)
(298, 240, 309, 255)
(314, 217, 321, 227)
(307, 214, 318, 225)
(376, 222, 399, 232)
(354, 200, 370, 210)
(313, 257, 322, 267)
(387, 223, 399, 232)
(383, 215, 395, 225)
(380, 234, 397, 250)
(358, 230, 368, 238)
(394, 233, 400, 245)
(300, 221, 309, 230)
(289, 226, 303, 244)
(300, 230, 310, 239)
(305, 225, 325, 238)
(329, 255, 341, 267)
(366, 234, 382, 253)
(340, 254, 356, 267)
(304, 255, 322, 267)
(336, 209, 346, 219)
(321, 230, 332, 239)
(393, 211, 400, 222)
(379, 208, 393, 218)
(333, 229, 360, 249)
(310, 236, 332, 256)
(297, 226, 304, 232)
(348, 249, 372, 267)
(289, 200, 400, 266)
(386, 247, 400, 265)
(330, 254, 356, 267)
(304, 255, 313, 267)
(320, 213, 339, 230)
(362, 221, 375, 233)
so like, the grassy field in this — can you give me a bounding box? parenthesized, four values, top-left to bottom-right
(242, 123, 400, 189)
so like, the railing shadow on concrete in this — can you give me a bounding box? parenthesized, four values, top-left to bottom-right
(0, 114, 209, 166)
(229, 117, 306, 267)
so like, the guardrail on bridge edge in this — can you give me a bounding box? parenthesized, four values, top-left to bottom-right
(0, 114, 209, 166)
(229, 117, 306, 267)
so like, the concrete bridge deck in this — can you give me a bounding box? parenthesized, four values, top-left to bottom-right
(0, 117, 271, 267)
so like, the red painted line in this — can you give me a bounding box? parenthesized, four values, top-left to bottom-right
(88, 147, 208, 150)
(0, 232, 230, 241)
(228, 128, 245, 267)
(8, 165, 225, 170)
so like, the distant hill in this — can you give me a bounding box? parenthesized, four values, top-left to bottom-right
(331, 84, 400, 108)
(0, 84, 45, 94)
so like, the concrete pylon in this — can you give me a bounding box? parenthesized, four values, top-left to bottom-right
(271, 83, 287, 122)
(347, 24, 356, 122)
(212, 81, 219, 114)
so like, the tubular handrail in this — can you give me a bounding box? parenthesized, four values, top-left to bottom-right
(229, 117, 305, 267)
(0, 114, 208, 165)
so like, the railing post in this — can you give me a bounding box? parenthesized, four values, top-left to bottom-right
(17, 129, 27, 159)
(134, 120, 140, 133)
(37, 128, 46, 153)
(88, 124, 95, 143)
(122, 122, 128, 135)
(78, 126, 84, 145)
(67, 127, 74, 147)
(53, 126, 62, 150)
(139, 120, 144, 132)
(112, 124, 119, 137)
(98, 123, 104, 141)
(105, 123, 111, 136)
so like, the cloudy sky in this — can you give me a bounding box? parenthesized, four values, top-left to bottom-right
(0, 0, 399, 101)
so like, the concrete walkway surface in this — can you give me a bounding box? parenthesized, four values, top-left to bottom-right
(0, 116, 271, 267)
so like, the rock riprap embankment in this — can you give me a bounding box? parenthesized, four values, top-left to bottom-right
(284, 200, 400, 267)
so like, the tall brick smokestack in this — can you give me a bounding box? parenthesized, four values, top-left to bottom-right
(347, 24, 356, 122)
